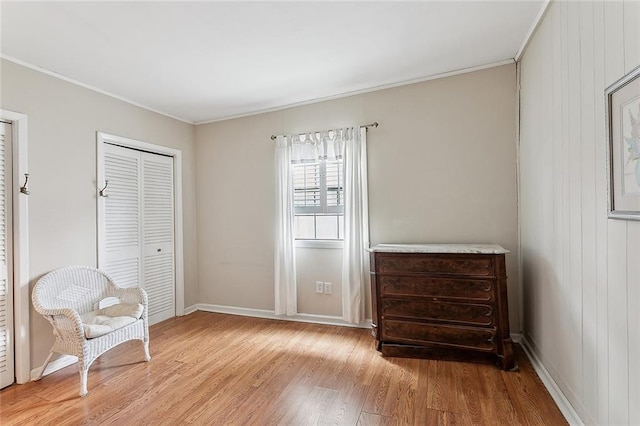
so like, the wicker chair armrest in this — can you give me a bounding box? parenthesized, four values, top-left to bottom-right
(36, 306, 82, 319)
(111, 286, 148, 306)
(47, 309, 85, 341)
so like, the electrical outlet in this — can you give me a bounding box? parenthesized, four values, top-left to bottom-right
(315, 281, 324, 294)
(323, 282, 332, 294)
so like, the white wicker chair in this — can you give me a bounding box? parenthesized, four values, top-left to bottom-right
(32, 266, 150, 396)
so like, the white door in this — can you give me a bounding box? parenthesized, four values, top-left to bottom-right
(99, 143, 175, 325)
(141, 153, 175, 324)
(102, 144, 143, 288)
(0, 122, 14, 389)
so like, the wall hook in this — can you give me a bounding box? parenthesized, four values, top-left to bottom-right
(99, 180, 109, 198)
(19, 173, 30, 195)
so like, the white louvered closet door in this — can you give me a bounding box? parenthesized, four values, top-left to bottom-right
(0, 122, 14, 389)
(102, 144, 143, 288)
(141, 153, 174, 324)
(100, 143, 175, 325)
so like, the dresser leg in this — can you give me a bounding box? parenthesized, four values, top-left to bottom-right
(497, 339, 515, 370)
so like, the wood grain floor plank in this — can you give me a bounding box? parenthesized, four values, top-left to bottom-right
(360, 356, 394, 415)
(457, 362, 488, 424)
(426, 360, 463, 413)
(0, 312, 567, 426)
(320, 382, 370, 426)
(386, 357, 418, 424)
(357, 411, 392, 426)
(424, 408, 470, 425)
(477, 360, 522, 426)
(412, 358, 433, 424)
(502, 345, 567, 426)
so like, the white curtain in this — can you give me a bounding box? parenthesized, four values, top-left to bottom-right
(274, 135, 297, 316)
(341, 127, 370, 324)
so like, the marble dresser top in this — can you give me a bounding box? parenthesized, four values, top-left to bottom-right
(367, 243, 509, 254)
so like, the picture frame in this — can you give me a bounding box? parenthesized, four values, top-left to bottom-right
(606, 65, 640, 220)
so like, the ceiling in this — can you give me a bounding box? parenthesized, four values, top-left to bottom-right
(1, 1, 544, 124)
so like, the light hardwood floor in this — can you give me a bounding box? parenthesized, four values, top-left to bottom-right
(0, 311, 567, 425)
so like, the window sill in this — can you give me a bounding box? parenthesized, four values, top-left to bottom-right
(295, 240, 344, 249)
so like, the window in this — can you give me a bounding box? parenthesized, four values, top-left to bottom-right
(292, 158, 344, 240)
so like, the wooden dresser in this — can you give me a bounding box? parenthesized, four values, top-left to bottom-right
(369, 244, 514, 370)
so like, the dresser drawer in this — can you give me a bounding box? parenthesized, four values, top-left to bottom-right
(382, 320, 496, 352)
(380, 299, 494, 326)
(375, 254, 493, 276)
(378, 275, 493, 302)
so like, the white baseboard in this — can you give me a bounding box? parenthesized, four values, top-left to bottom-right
(519, 336, 585, 425)
(194, 303, 372, 329)
(30, 354, 78, 381)
(183, 304, 198, 315)
(510, 332, 522, 343)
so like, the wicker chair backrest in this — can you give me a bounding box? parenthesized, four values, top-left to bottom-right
(33, 266, 117, 315)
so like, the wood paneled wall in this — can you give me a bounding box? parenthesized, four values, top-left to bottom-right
(519, 1, 639, 424)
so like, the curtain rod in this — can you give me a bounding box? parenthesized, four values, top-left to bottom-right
(270, 122, 379, 141)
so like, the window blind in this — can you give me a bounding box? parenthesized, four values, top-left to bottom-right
(292, 158, 344, 240)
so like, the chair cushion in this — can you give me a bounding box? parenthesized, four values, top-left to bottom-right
(80, 303, 144, 339)
(101, 302, 144, 319)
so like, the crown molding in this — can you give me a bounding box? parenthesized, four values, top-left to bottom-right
(0, 54, 194, 125)
(514, 0, 553, 62)
(194, 59, 515, 125)
(2, 53, 516, 127)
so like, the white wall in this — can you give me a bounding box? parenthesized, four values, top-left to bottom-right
(195, 64, 520, 327)
(194, 111, 279, 311)
(296, 247, 343, 317)
(0, 59, 199, 370)
(519, 1, 640, 424)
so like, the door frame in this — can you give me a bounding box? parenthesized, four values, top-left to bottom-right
(96, 132, 185, 317)
(0, 110, 30, 384)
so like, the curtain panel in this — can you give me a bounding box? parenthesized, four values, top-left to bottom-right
(341, 127, 370, 324)
(274, 135, 297, 316)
